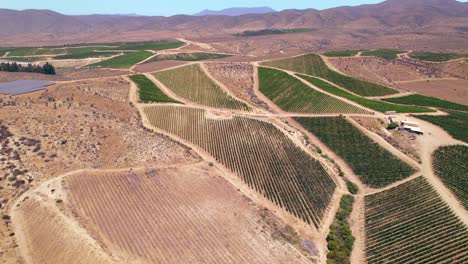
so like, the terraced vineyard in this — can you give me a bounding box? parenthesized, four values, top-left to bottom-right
(144, 105, 336, 227)
(295, 117, 416, 187)
(365, 176, 468, 263)
(384, 94, 468, 112)
(262, 54, 398, 96)
(258, 67, 370, 114)
(416, 110, 468, 143)
(298, 75, 433, 113)
(154, 64, 250, 110)
(433, 145, 468, 209)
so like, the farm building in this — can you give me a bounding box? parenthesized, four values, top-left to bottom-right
(401, 120, 424, 134)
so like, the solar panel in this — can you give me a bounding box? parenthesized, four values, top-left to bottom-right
(0, 80, 54, 95)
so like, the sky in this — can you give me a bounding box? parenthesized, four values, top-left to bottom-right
(0, 0, 390, 16)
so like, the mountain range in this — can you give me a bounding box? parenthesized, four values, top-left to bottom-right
(0, 0, 466, 48)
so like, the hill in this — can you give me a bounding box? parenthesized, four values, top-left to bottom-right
(0, 0, 466, 50)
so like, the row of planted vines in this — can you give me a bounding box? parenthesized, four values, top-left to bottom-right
(433, 145, 468, 209)
(261, 54, 398, 96)
(297, 75, 433, 113)
(143, 105, 336, 228)
(364, 176, 468, 263)
(295, 116, 416, 187)
(258, 67, 371, 114)
(154, 64, 250, 110)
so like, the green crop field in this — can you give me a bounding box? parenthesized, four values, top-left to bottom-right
(235, 28, 313, 37)
(365, 176, 468, 263)
(115, 41, 184, 51)
(323, 50, 361, 57)
(2, 57, 46, 62)
(258, 67, 370, 114)
(88, 51, 153, 69)
(361, 49, 405, 59)
(149, 52, 230, 62)
(262, 54, 398, 96)
(409, 52, 468, 62)
(144, 105, 336, 228)
(54, 47, 119, 60)
(295, 117, 416, 187)
(7, 47, 65, 57)
(297, 75, 434, 113)
(327, 194, 355, 264)
(416, 110, 468, 143)
(384, 94, 468, 112)
(433, 145, 468, 209)
(129, 75, 180, 103)
(154, 64, 249, 110)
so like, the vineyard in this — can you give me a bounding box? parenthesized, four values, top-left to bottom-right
(261, 54, 398, 96)
(54, 46, 120, 60)
(13, 196, 113, 264)
(322, 50, 361, 57)
(361, 49, 405, 59)
(364, 176, 468, 263)
(129, 74, 181, 103)
(384, 94, 468, 112)
(258, 67, 370, 114)
(433, 145, 468, 209)
(66, 166, 313, 264)
(416, 110, 468, 143)
(154, 64, 250, 110)
(298, 75, 434, 113)
(409, 52, 468, 62)
(88, 51, 153, 69)
(144, 105, 336, 227)
(295, 117, 416, 187)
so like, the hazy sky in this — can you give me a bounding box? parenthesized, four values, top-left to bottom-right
(0, 0, 390, 16)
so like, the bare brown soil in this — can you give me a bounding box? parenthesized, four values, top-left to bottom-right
(12, 177, 116, 264)
(327, 56, 468, 88)
(0, 75, 198, 261)
(133, 60, 189, 73)
(65, 164, 315, 264)
(398, 79, 468, 105)
(204, 62, 271, 111)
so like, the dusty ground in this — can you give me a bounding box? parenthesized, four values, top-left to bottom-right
(328, 57, 468, 89)
(204, 62, 271, 111)
(398, 79, 468, 105)
(0, 75, 197, 262)
(62, 164, 316, 264)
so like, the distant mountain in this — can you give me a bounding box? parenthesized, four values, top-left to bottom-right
(0, 0, 466, 46)
(194, 7, 276, 16)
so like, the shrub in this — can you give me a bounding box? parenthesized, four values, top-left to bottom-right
(387, 122, 398, 130)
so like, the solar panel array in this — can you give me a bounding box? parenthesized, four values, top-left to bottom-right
(0, 80, 54, 95)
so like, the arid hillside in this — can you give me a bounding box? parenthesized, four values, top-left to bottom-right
(0, 0, 467, 52)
